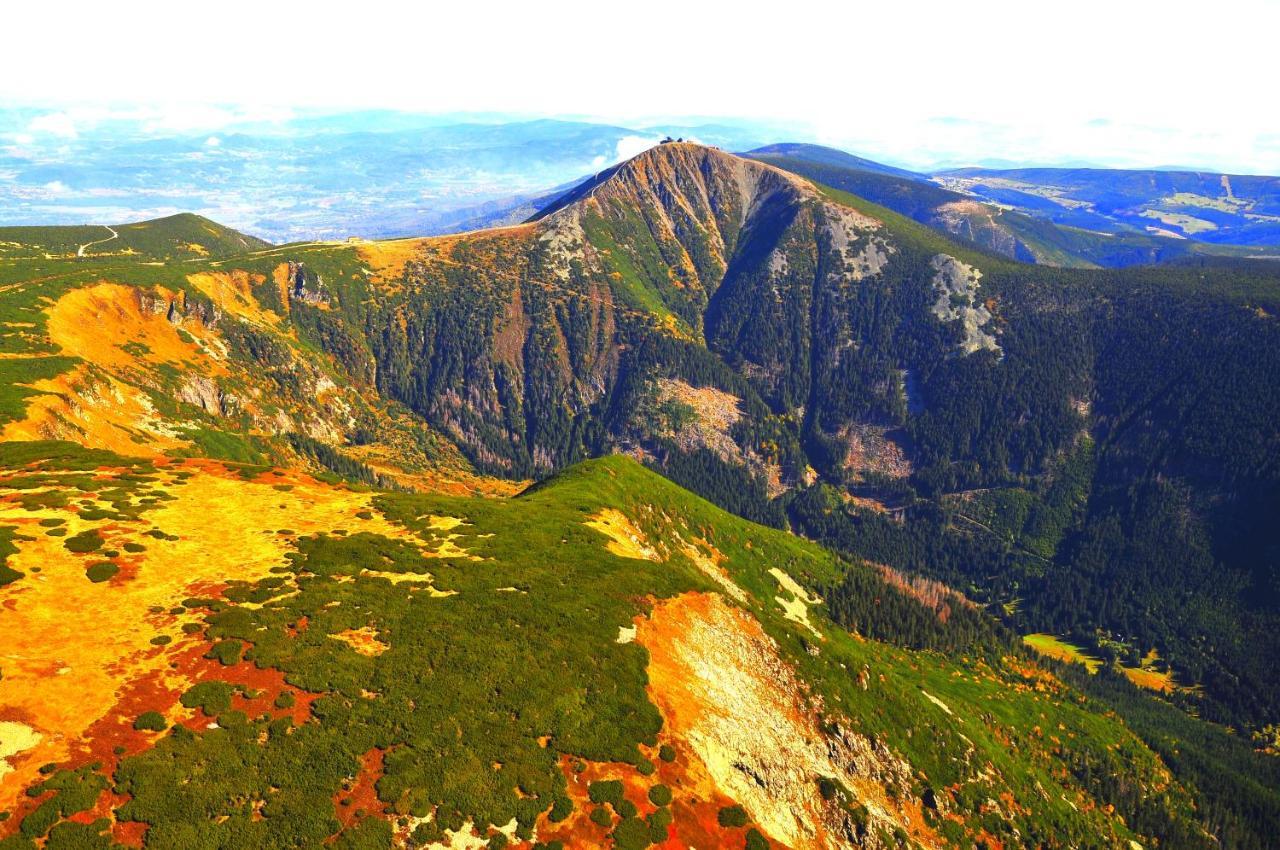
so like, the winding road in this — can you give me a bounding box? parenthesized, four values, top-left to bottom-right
(76, 225, 118, 257)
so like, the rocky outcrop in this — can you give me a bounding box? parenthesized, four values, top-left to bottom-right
(929, 255, 1000, 356)
(177, 374, 232, 417)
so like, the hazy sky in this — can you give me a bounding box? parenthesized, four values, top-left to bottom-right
(3, 0, 1279, 173)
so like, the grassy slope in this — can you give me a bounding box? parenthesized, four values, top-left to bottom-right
(0, 213, 270, 260)
(0, 443, 1208, 848)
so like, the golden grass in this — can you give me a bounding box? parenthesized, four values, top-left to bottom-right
(0, 461, 423, 810)
(329, 627, 390, 657)
(675, 533, 745, 603)
(1022, 634, 1102, 674)
(584, 508, 661, 561)
(1121, 666, 1175, 693)
(355, 238, 432, 283)
(768, 567, 823, 639)
(187, 270, 282, 329)
(0, 722, 42, 784)
(46, 282, 224, 375)
(1120, 648, 1176, 693)
(0, 363, 191, 456)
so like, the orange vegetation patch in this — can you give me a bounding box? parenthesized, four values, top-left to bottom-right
(535, 747, 743, 850)
(1122, 664, 1175, 693)
(1, 639, 323, 845)
(332, 748, 389, 835)
(187, 270, 281, 329)
(46, 282, 225, 375)
(870, 562, 976, 623)
(637, 592, 940, 850)
(0, 363, 191, 456)
(0, 460, 421, 812)
(354, 238, 432, 283)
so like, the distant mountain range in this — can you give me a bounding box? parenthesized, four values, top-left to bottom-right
(7, 113, 1279, 258)
(746, 143, 1280, 267)
(0, 115, 782, 242)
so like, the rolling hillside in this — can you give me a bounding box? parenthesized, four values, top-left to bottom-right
(0, 442, 1233, 849)
(0, 213, 270, 261)
(936, 166, 1280, 246)
(745, 145, 1264, 268)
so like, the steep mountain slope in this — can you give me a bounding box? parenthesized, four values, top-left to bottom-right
(0, 215, 506, 496)
(205, 144, 1280, 740)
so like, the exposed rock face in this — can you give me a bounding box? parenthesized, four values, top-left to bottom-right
(929, 255, 1000, 355)
(176, 374, 229, 416)
(639, 592, 935, 850)
(286, 260, 331, 306)
(654, 378, 743, 461)
(840, 423, 912, 480)
(930, 200, 1035, 263)
(134, 288, 221, 329)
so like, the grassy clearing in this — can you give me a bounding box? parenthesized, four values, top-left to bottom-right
(1023, 633, 1104, 674)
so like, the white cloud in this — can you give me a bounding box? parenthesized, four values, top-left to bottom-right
(42, 180, 71, 196)
(614, 135, 662, 162)
(28, 112, 78, 138)
(0, 0, 1276, 172)
(205, 136, 221, 147)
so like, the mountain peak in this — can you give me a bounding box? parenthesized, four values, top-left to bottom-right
(532, 143, 813, 224)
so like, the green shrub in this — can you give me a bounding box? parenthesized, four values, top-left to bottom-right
(133, 712, 167, 732)
(206, 640, 243, 666)
(589, 806, 612, 827)
(85, 562, 118, 583)
(718, 805, 748, 828)
(587, 780, 624, 807)
(612, 817, 651, 850)
(179, 681, 234, 715)
(658, 744, 676, 763)
(548, 795, 572, 823)
(63, 529, 104, 553)
(647, 806, 673, 842)
(409, 821, 442, 846)
(647, 784, 672, 807)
